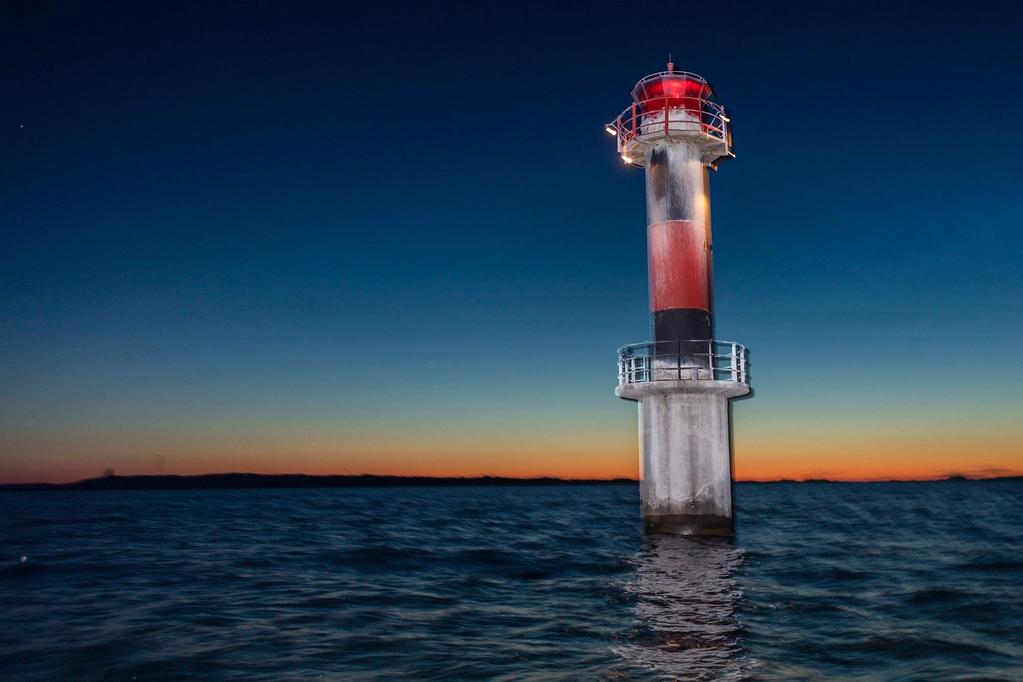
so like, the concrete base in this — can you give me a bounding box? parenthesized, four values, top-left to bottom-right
(643, 513, 733, 536)
(617, 381, 749, 536)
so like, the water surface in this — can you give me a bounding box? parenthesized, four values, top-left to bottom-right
(2, 481, 1021, 679)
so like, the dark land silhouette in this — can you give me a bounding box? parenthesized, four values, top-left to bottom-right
(0, 473, 638, 491)
(1, 473, 1019, 491)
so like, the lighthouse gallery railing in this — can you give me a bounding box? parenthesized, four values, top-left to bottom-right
(609, 95, 732, 157)
(618, 340, 748, 385)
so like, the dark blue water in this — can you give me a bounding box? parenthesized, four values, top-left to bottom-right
(2, 481, 1021, 680)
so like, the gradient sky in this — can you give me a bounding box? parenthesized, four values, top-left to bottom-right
(3, 1, 1022, 483)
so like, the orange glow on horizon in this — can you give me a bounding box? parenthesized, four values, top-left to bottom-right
(3, 408, 1021, 485)
(3, 430, 1021, 485)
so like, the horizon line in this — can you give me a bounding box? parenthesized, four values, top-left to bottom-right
(3, 471, 1022, 490)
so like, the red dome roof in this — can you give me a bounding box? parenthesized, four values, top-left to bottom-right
(631, 73, 713, 113)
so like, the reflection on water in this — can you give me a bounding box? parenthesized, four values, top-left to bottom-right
(615, 536, 746, 680)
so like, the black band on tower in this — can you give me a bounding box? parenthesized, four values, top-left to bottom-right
(653, 308, 712, 342)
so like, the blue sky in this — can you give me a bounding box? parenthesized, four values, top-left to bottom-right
(2, 1, 1022, 481)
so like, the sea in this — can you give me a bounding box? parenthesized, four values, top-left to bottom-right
(1, 480, 1021, 680)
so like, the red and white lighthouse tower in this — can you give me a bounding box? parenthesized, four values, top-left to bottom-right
(609, 64, 750, 535)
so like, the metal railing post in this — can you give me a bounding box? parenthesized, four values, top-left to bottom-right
(709, 339, 714, 380)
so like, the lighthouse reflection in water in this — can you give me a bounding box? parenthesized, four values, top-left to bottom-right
(616, 536, 745, 679)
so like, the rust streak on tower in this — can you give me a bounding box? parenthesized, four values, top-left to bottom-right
(608, 63, 751, 536)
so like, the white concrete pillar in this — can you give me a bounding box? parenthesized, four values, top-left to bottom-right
(618, 380, 748, 535)
(639, 392, 731, 534)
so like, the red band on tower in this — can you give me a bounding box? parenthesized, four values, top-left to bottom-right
(647, 220, 711, 312)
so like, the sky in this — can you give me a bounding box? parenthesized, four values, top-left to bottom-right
(2, 1, 1022, 483)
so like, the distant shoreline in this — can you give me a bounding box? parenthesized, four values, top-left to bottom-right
(1, 472, 1020, 491)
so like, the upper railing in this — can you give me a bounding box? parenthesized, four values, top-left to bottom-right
(631, 70, 711, 92)
(608, 96, 732, 166)
(618, 340, 748, 385)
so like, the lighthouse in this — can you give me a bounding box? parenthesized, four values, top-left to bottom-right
(608, 64, 750, 536)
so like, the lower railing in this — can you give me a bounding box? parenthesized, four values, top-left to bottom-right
(618, 340, 748, 385)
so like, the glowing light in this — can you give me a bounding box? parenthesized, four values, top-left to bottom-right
(621, 154, 633, 164)
(604, 124, 617, 136)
